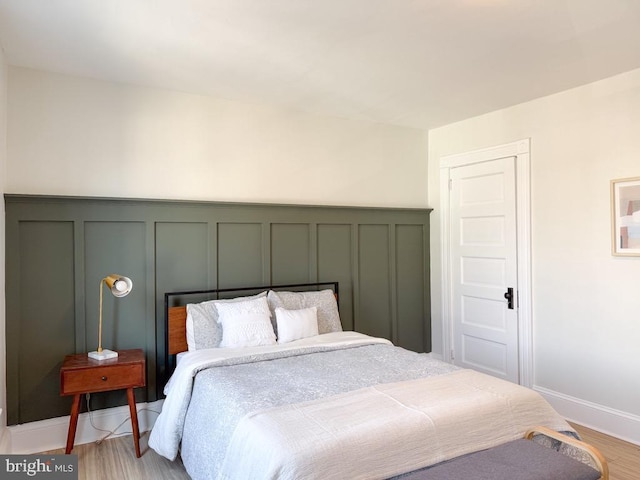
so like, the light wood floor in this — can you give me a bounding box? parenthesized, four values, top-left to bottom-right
(45, 424, 639, 480)
(45, 432, 190, 480)
(571, 423, 640, 480)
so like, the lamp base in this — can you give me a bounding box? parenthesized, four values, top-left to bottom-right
(88, 349, 118, 361)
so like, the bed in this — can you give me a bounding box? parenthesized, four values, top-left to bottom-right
(148, 282, 606, 480)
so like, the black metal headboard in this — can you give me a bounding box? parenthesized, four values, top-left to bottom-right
(158, 281, 339, 395)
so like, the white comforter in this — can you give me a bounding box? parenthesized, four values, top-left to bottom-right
(149, 332, 572, 479)
(149, 331, 392, 460)
(219, 369, 571, 479)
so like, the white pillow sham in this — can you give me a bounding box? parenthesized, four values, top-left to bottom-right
(275, 306, 319, 344)
(217, 312, 276, 348)
(215, 296, 275, 348)
(267, 289, 342, 335)
(185, 291, 267, 351)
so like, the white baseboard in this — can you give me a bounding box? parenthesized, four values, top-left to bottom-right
(0, 408, 10, 454)
(534, 385, 640, 446)
(8, 400, 163, 454)
(425, 351, 444, 361)
(0, 426, 10, 454)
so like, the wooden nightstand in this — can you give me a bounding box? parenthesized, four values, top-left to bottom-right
(60, 349, 146, 457)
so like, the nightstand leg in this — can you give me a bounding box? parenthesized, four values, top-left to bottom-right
(126, 388, 141, 457)
(65, 394, 81, 454)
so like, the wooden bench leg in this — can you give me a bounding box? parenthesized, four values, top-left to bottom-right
(525, 426, 609, 480)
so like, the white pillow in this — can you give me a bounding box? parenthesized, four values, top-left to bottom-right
(185, 291, 267, 351)
(267, 289, 342, 335)
(217, 313, 276, 348)
(215, 295, 271, 320)
(275, 306, 319, 344)
(215, 296, 275, 348)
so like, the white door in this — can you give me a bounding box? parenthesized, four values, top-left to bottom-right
(450, 156, 519, 383)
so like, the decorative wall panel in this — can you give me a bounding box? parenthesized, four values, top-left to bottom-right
(15, 221, 75, 423)
(317, 224, 353, 330)
(5, 195, 431, 424)
(357, 225, 392, 339)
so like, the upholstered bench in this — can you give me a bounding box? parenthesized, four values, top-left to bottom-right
(397, 426, 608, 480)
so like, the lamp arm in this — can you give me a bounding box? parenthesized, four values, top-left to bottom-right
(98, 277, 105, 353)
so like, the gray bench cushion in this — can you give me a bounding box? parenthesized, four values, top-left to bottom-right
(395, 439, 601, 480)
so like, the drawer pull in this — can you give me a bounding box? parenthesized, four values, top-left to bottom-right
(101, 376, 107, 381)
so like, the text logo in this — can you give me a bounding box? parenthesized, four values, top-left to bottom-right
(0, 455, 77, 479)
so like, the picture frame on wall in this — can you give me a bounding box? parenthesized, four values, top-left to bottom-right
(611, 176, 640, 256)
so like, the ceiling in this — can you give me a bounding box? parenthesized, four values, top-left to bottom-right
(1, 0, 640, 130)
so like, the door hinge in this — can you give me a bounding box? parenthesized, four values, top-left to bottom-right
(449, 178, 453, 190)
(450, 349, 455, 361)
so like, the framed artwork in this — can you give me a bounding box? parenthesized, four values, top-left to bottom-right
(611, 176, 640, 256)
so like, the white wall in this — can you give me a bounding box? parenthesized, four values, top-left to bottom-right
(429, 68, 640, 442)
(0, 43, 8, 451)
(7, 67, 428, 208)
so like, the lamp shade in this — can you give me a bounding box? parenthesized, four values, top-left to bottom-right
(104, 274, 133, 297)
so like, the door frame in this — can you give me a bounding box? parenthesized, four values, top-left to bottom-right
(439, 139, 532, 387)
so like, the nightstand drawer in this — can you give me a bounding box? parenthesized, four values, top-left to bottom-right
(61, 363, 145, 395)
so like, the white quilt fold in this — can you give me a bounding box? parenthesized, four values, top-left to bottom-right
(218, 369, 573, 480)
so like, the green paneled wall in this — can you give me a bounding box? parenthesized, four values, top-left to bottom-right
(396, 224, 428, 352)
(5, 195, 432, 425)
(17, 221, 75, 423)
(271, 224, 311, 284)
(317, 224, 353, 330)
